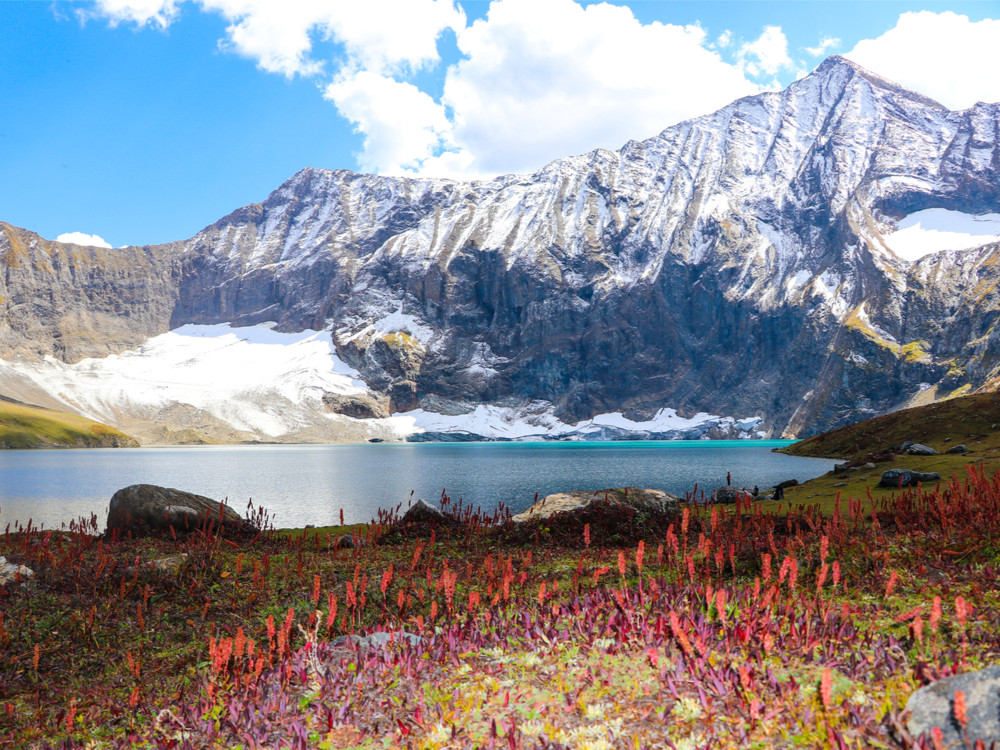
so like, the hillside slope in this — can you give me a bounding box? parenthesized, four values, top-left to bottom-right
(0, 397, 137, 449)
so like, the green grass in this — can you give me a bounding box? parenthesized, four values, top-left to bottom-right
(0, 396, 138, 448)
(773, 391, 1000, 516)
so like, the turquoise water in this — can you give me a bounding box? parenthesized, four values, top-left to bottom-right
(0, 441, 837, 530)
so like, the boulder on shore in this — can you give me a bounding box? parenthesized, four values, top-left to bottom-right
(906, 665, 1000, 748)
(397, 498, 460, 527)
(106, 484, 245, 536)
(511, 487, 679, 524)
(878, 469, 942, 489)
(711, 487, 755, 504)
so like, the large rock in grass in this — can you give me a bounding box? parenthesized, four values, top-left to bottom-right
(906, 666, 1000, 748)
(878, 469, 942, 489)
(511, 487, 680, 524)
(107, 484, 244, 536)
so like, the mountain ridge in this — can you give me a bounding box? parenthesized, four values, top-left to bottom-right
(1, 56, 999, 442)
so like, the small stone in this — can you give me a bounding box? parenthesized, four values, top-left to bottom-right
(833, 482, 847, 487)
(861, 462, 877, 470)
(0, 556, 34, 587)
(128, 553, 189, 575)
(332, 534, 362, 550)
(331, 631, 423, 650)
(946, 444, 969, 454)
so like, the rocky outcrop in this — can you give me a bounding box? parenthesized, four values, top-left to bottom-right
(2, 56, 1000, 439)
(511, 488, 680, 524)
(106, 484, 245, 536)
(322, 392, 390, 419)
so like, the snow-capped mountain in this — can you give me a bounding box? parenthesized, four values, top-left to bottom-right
(2, 56, 999, 442)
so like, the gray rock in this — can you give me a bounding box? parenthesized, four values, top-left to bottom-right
(0, 556, 33, 587)
(833, 482, 847, 487)
(331, 631, 423, 650)
(861, 462, 878, 470)
(127, 553, 189, 575)
(878, 469, 942, 489)
(711, 487, 755, 504)
(332, 534, 362, 550)
(398, 498, 457, 526)
(106, 484, 244, 535)
(905, 443, 940, 456)
(946, 444, 969, 454)
(511, 487, 680, 523)
(906, 666, 1000, 748)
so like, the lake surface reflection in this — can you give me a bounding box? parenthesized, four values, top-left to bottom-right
(0, 441, 838, 530)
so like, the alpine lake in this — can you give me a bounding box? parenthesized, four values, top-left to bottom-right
(0, 440, 839, 532)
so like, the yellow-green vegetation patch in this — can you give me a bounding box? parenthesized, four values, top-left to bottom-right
(844, 305, 899, 354)
(901, 340, 930, 363)
(381, 331, 423, 351)
(0, 397, 138, 448)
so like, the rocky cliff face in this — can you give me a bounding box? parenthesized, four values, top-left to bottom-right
(2, 56, 998, 439)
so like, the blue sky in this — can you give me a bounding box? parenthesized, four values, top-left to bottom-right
(2, 1, 998, 248)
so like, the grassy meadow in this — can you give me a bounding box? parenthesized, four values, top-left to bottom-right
(2, 395, 1000, 748)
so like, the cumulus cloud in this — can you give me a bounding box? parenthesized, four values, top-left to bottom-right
(430, 0, 758, 175)
(200, 0, 464, 78)
(737, 25, 794, 78)
(324, 71, 456, 174)
(84, 0, 791, 179)
(88, 0, 179, 28)
(846, 11, 1000, 110)
(56, 232, 113, 248)
(805, 36, 840, 57)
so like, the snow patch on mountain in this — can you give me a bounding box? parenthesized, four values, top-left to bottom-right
(0, 324, 366, 437)
(394, 404, 765, 441)
(884, 209, 1000, 261)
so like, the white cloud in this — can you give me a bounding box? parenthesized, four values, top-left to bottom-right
(737, 25, 794, 78)
(805, 36, 840, 57)
(324, 71, 456, 174)
(56, 232, 113, 248)
(846, 11, 1000, 110)
(427, 0, 758, 176)
(86, 0, 779, 179)
(88, 0, 179, 28)
(716, 30, 732, 48)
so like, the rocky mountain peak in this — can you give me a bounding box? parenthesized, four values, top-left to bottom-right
(2, 58, 999, 443)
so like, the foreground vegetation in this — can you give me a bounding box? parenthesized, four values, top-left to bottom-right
(2, 464, 999, 749)
(0, 397, 137, 449)
(4, 392, 1000, 748)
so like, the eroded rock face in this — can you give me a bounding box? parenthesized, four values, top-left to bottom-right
(322, 392, 390, 419)
(106, 484, 244, 535)
(511, 488, 680, 524)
